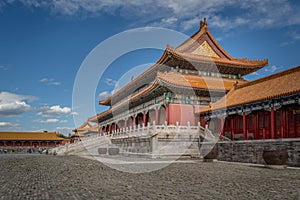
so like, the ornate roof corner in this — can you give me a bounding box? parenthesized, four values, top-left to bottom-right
(166, 44, 174, 50)
(200, 18, 207, 30)
(233, 81, 239, 89)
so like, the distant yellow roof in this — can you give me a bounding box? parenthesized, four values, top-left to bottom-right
(0, 132, 65, 141)
(70, 133, 85, 138)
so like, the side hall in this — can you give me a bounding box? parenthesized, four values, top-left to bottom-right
(0, 132, 66, 147)
(200, 66, 300, 140)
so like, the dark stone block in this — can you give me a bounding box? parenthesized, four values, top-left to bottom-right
(108, 147, 119, 155)
(263, 150, 288, 165)
(203, 148, 218, 161)
(98, 148, 107, 155)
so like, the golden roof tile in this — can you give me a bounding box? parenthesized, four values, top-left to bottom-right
(203, 66, 300, 112)
(98, 19, 267, 106)
(0, 132, 65, 141)
(157, 71, 248, 91)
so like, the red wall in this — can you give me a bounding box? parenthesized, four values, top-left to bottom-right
(168, 104, 201, 126)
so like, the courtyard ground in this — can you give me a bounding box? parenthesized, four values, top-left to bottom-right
(0, 154, 299, 199)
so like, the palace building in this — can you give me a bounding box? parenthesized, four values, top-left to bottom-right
(92, 18, 270, 137)
(55, 19, 300, 158)
(71, 121, 98, 142)
(0, 132, 66, 147)
(199, 66, 300, 140)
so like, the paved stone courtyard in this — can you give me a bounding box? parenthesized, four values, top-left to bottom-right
(0, 154, 299, 199)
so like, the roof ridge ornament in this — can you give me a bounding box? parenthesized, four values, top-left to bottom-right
(200, 18, 207, 29)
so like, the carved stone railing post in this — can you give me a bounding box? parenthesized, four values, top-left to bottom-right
(138, 124, 141, 136)
(153, 121, 156, 132)
(129, 126, 132, 136)
(164, 121, 167, 132)
(146, 122, 150, 135)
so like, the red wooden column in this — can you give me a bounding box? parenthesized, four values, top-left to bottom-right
(21, 141, 24, 147)
(12, 141, 16, 147)
(254, 113, 259, 140)
(231, 118, 235, 140)
(165, 104, 169, 125)
(286, 110, 289, 138)
(143, 112, 147, 126)
(270, 107, 275, 139)
(243, 112, 247, 140)
(220, 117, 225, 139)
(109, 124, 112, 134)
(281, 110, 286, 138)
(133, 115, 136, 127)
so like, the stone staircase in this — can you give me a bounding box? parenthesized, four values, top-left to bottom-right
(52, 123, 218, 158)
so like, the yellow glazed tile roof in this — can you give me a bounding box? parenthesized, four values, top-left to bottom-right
(204, 66, 300, 112)
(0, 132, 65, 141)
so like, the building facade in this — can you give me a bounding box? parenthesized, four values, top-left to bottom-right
(200, 66, 300, 140)
(92, 18, 268, 135)
(0, 132, 66, 147)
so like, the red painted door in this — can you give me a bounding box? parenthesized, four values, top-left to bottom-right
(223, 117, 232, 140)
(287, 110, 295, 138)
(275, 111, 282, 139)
(233, 115, 243, 140)
(246, 114, 255, 140)
(258, 111, 271, 139)
(296, 112, 300, 137)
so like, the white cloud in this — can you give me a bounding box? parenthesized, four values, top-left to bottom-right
(280, 30, 300, 46)
(71, 111, 78, 116)
(290, 31, 300, 40)
(34, 118, 59, 124)
(55, 126, 74, 135)
(4, 0, 300, 32)
(280, 41, 294, 47)
(37, 105, 72, 117)
(39, 78, 61, 86)
(104, 78, 117, 86)
(98, 91, 111, 100)
(0, 91, 36, 117)
(39, 78, 48, 83)
(34, 118, 68, 124)
(162, 17, 178, 25)
(0, 121, 20, 129)
(0, 66, 8, 71)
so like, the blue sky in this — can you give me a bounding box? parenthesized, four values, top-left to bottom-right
(0, 0, 300, 135)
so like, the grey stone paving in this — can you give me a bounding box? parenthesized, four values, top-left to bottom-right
(0, 154, 299, 199)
